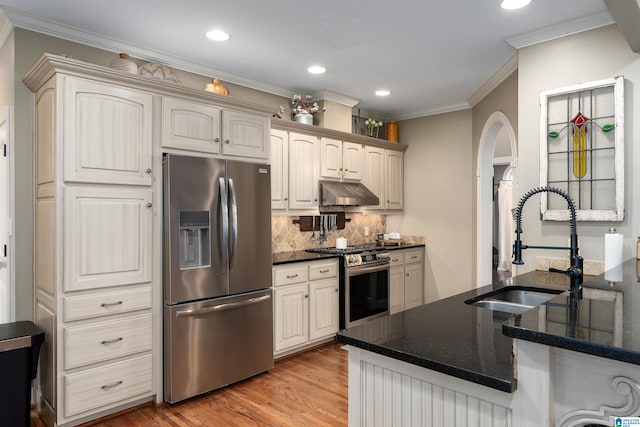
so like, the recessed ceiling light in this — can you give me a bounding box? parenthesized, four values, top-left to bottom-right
(501, 0, 531, 10)
(206, 29, 230, 41)
(308, 65, 326, 74)
(375, 90, 391, 97)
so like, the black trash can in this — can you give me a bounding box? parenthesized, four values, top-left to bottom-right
(0, 321, 45, 427)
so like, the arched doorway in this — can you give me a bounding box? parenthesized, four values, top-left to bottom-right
(476, 111, 517, 287)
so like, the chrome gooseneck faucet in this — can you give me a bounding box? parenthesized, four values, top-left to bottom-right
(512, 186, 584, 296)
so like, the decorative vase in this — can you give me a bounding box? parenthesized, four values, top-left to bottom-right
(294, 112, 313, 125)
(204, 78, 229, 95)
(387, 120, 398, 142)
(110, 53, 137, 74)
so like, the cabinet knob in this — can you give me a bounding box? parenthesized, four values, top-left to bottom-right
(145, 168, 152, 174)
(304, 294, 309, 298)
(335, 288, 339, 292)
(146, 202, 153, 208)
(406, 273, 410, 277)
(314, 198, 318, 202)
(284, 197, 288, 201)
(344, 169, 349, 172)
(214, 137, 220, 143)
(224, 139, 231, 144)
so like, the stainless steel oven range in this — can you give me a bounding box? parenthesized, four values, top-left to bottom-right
(306, 246, 390, 328)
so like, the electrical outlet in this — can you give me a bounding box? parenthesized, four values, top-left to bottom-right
(364, 226, 369, 236)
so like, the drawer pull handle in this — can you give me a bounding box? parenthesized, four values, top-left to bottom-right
(392, 259, 399, 262)
(100, 301, 123, 308)
(101, 380, 123, 390)
(411, 256, 418, 259)
(286, 274, 298, 279)
(101, 337, 124, 345)
(319, 269, 330, 273)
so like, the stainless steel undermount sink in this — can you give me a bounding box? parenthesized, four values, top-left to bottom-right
(465, 286, 564, 315)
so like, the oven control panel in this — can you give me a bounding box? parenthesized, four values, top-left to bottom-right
(345, 251, 390, 267)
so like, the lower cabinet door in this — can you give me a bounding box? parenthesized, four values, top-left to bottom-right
(308, 279, 339, 341)
(64, 353, 152, 418)
(389, 266, 405, 314)
(274, 284, 309, 353)
(404, 263, 424, 310)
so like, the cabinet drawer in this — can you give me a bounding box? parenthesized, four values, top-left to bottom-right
(64, 313, 152, 369)
(64, 353, 152, 418)
(273, 265, 308, 287)
(64, 285, 152, 322)
(309, 261, 337, 280)
(389, 252, 405, 267)
(404, 250, 423, 264)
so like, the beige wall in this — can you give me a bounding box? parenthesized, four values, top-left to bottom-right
(517, 24, 640, 269)
(388, 109, 473, 302)
(470, 71, 518, 284)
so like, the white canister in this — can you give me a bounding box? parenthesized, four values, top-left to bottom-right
(336, 237, 347, 249)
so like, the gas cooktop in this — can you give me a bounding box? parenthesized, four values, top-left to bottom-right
(306, 244, 384, 255)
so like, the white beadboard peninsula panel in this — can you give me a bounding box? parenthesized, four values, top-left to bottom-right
(346, 346, 514, 427)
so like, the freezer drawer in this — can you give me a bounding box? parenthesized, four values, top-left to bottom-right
(164, 289, 274, 403)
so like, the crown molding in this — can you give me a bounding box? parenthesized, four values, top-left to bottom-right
(2, 7, 293, 98)
(505, 11, 615, 49)
(0, 9, 13, 48)
(467, 52, 518, 107)
(393, 102, 471, 121)
(313, 90, 360, 107)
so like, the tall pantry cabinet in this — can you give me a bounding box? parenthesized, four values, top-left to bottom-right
(25, 55, 156, 426)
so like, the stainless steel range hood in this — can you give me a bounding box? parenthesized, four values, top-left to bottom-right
(319, 180, 380, 207)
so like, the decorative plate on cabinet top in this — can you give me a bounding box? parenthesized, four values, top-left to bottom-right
(137, 62, 180, 83)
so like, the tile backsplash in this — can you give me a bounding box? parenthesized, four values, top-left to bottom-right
(272, 214, 386, 253)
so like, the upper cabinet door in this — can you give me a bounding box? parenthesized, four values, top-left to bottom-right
(363, 146, 385, 210)
(63, 77, 153, 186)
(342, 142, 363, 181)
(288, 132, 319, 209)
(320, 137, 342, 180)
(385, 150, 404, 210)
(221, 110, 269, 159)
(64, 186, 152, 291)
(270, 129, 289, 210)
(161, 96, 221, 154)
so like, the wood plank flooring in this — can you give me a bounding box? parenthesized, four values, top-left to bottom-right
(31, 341, 348, 426)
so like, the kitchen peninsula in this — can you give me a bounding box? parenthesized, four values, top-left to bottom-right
(337, 258, 640, 426)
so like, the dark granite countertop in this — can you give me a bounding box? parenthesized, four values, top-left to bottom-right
(503, 257, 640, 366)
(336, 258, 640, 393)
(272, 243, 425, 265)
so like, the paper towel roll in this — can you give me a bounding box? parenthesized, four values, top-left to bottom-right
(604, 229, 624, 282)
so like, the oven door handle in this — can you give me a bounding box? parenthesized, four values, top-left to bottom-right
(347, 263, 390, 276)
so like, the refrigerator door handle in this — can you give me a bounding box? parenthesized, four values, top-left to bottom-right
(175, 294, 271, 317)
(218, 177, 229, 273)
(228, 178, 238, 271)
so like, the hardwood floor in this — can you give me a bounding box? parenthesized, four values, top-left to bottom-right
(31, 341, 348, 426)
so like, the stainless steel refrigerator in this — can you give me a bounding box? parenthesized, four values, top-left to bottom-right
(163, 154, 273, 403)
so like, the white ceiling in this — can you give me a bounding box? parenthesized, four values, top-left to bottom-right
(0, 0, 615, 119)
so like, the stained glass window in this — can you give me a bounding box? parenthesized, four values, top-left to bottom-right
(539, 77, 624, 221)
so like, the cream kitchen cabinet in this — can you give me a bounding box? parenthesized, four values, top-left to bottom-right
(273, 259, 339, 356)
(270, 129, 288, 209)
(388, 248, 424, 314)
(320, 137, 363, 181)
(363, 146, 404, 211)
(287, 132, 320, 209)
(161, 96, 269, 159)
(25, 55, 156, 427)
(63, 76, 153, 186)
